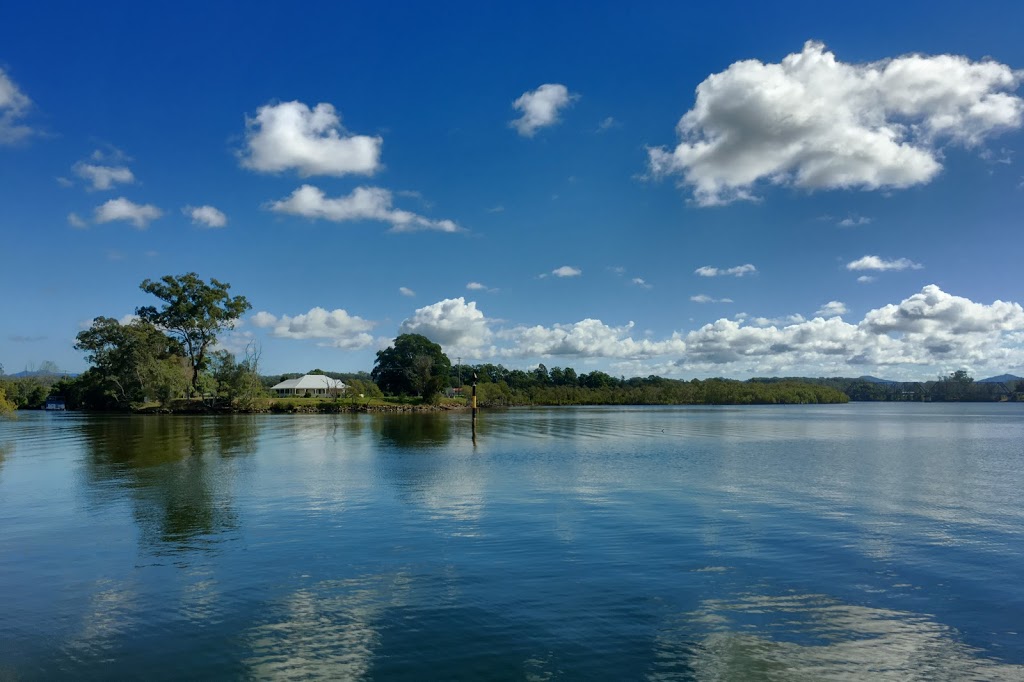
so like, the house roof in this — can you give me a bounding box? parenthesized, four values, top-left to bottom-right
(271, 374, 347, 390)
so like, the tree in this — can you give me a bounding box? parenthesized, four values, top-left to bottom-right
(75, 317, 187, 407)
(210, 342, 265, 409)
(136, 273, 251, 395)
(371, 334, 451, 400)
(0, 385, 15, 415)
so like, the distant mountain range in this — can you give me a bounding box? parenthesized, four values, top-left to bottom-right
(977, 374, 1023, 384)
(855, 374, 1021, 384)
(857, 375, 898, 384)
(5, 370, 79, 379)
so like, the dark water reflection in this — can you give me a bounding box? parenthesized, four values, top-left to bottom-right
(80, 416, 260, 553)
(1, 404, 1023, 680)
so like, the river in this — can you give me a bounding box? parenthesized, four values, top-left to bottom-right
(1, 403, 1022, 679)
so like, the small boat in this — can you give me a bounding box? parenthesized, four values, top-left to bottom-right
(45, 396, 67, 411)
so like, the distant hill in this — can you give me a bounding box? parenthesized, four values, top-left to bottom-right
(6, 370, 79, 379)
(977, 374, 1023, 384)
(857, 375, 897, 384)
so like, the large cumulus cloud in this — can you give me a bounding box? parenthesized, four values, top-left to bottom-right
(649, 41, 1024, 205)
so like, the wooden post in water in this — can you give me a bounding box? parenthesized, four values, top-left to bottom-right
(471, 371, 478, 443)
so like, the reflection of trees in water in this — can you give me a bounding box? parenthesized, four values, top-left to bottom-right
(373, 413, 453, 448)
(649, 593, 1024, 680)
(371, 413, 486, 529)
(0, 440, 11, 469)
(80, 416, 260, 553)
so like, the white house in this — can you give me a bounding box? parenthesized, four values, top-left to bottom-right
(270, 374, 348, 397)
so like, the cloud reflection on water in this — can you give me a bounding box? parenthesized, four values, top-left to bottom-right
(651, 593, 1024, 681)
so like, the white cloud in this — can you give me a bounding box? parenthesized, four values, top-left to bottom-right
(846, 255, 923, 271)
(94, 198, 163, 229)
(0, 67, 34, 144)
(649, 41, 1024, 205)
(251, 307, 375, 349)
(399, 287, 416, 297)
(466, 282, 486, 290)
(839, 216, 872, 227)
(632, 277, 653, 289)
(241, 100, 382, 176)
(596, 116, 619, 132)
(695, 264, 757, 277)
(367, 286, 1024, 378)
(269, 185, 460, 232)
(815, 301, 848, 317)
(552, 265, 582, 278)
(691, 295, 734, 304)
(671, 285, 1024, 376)
(67, 212, 87, 229)
(73, 162, 134, 190)
(862, 285, 1023, 335)
(511, 83, 577, 137)
(857, 275, 876, 284)
(184, 205, 228, 228)
(399, 298, 492, 354)
(499, 319, 687, 359)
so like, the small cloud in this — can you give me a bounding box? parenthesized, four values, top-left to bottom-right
(67, 212, 87, 229)
(608, 265, 626, 275)
(73, 161, 134, 191)
(184, 204, 228, 228)
(268, 184, 460, 233)
(9, 334, 46, 343)
(0, 67, 36, 144)
(695, 264, 757, 277)
(631, 277, 653, 289)
(815, 301, 848, 317)
(691, 294, 733, 304)
(466, 282, 486, 290)
(857, 275, 876, 284)
(552, 265, 582, 278)
(846, 255, 923, 271)
(510, 83, 578, 137)
(240, 100, 382, 177)
(486, 204, 505, 213)
(56, 176, 74, 188)
(399, 286, 416, 297)
(980, 147, 1013, 165)
(94, 197, 163, 229)
(596, 116, 619, 132)
(838, 215, 872, 227)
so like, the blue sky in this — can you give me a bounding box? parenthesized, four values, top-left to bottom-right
(2, 1, 1023, 380)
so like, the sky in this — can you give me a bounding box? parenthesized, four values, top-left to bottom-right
(1, 1, 1023, 380)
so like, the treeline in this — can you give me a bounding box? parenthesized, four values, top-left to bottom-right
(0, 373, 62, 411)
(752, 370, 1024, 402)
(457, 363, 848, 406)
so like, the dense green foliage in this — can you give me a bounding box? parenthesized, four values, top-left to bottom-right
(751, 371, 1024, 402)
(0, 372, 66, 410)
(372, 334, 451, 401)
(0, 385, 15, 414)
(455, 364, 849, 406)
(35, 274, 265, 411)
(137, 273, 251, 395)
(74, 317, 187, 408)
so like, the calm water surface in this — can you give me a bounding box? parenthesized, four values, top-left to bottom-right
(1, 404, 1023, 680)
